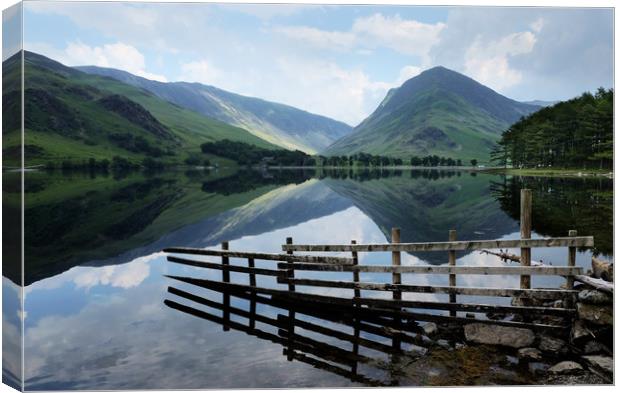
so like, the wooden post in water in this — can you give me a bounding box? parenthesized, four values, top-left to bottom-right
(285, 236, 295, 361)
(222, 241, 230, 331)
(566, 229, 577, 308)
(351, 240, 360, 299)
(391, 228, 402, 352)
(351, 239, 360, 377)
(248, 257, 256, 329)
(392, 228, 401, 300)
(520, 190, 532, 290)
(448, 229, 457, 317)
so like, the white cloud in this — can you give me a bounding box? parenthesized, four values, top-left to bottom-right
(266, 58, 418, 125)
(530, 17, 545, 33)
(274, 26, 356, 52)
(72, 255, 154, 290)
(178, 59, 223, 86)
(274, 13, 445, 61)
(352, 13, 445, 61)
(463, 31, 537, 90)
(27, 41, 167, 82)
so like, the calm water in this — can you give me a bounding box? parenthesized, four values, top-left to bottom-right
(2, 168, 613, 389)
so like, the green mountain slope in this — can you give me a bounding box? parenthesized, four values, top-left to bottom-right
(77, 65, 353, 153)
(324, 66, 541, 162)
(2, 51, 278, 167)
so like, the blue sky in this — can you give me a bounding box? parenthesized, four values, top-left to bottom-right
(19, 2, 614, 126)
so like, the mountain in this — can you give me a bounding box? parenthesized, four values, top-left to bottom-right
(2, 51, 278, 168)
(323, 66, 541, 162)
(76, 65, 353, 153)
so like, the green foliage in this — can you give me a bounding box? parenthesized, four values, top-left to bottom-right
(493, 88, 613, 169)
(470, 159, 478, 167)
(201, 139, 313, 166)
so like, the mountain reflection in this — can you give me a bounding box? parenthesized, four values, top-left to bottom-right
(7, 168, 612, 286)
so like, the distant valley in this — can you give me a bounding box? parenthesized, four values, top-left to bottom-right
(77, 65, 352, 154)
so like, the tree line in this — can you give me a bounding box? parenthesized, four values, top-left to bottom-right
(491, 88, 613, 169)
(200, 140, 473, 167)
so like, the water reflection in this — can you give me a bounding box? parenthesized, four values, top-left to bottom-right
(16, 168, 613, 389)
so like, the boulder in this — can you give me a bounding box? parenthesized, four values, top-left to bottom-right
(464, 323, 535, 348)
(539, 335, 568, 354)
(528, 362, 550, 376)
(435, 339, 451, 350)
(548, 361, 583, 375)
(582, 355, 613, 377)
(578, 289, 613, 305)
(592, 257, 613, 282)
(577, 303, 613, 326)
(583, 340, 609, 355)
(571, 320, 592, 343)
(422, 322, 438, 336)
(518, 347, 542, 361)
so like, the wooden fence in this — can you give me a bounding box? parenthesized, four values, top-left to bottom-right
(163, 189, 593, 336)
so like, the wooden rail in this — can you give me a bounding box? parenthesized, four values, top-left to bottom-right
(164, 247, 354, 264)
(280, 236, 594, 252)
(275, 263, 583, 276)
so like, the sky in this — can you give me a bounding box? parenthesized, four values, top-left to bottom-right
(15, 1, 615, 126)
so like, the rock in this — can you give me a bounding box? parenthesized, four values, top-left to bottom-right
(583, 340, 609, 355)
(578, 289, 613, 305)
(582, 355, 613, 377)
(539, 335, 568, 354)
(548, 361, 583, 375)
(422, 322, 438, 336)
(571, 320, 592, 343)
(454, 342, 465, 350)
(577, 303, 613, 326)
(528, 362, 550, 376)
(464, 323, 535, 348)
(435, 339, 451, 350)
(518, 347, 542, 361)
(592, 257, 613, 282)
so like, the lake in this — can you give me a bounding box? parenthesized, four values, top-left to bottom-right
(2, 168, 613, 389)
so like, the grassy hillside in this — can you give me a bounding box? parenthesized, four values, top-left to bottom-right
(78, 65, 353, 153)
(2, 51, 278, 168)
(324, 66, 540, 163)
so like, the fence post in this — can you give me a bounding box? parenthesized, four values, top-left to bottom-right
(391, 228, 402, 352)
(351, 239, 360, 377)
(391, 228, 401, 300)
(286, 237, 295, 292)
(285, 236, 295, 361)
(520, 189, 532, 290)
(448, 229, 457, 316)
(222, 241, 230, 331)
(566, 229, 577, 308)
(248, 257, 256, 329)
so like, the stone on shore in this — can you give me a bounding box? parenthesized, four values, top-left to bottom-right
(423, 322, 438, 336)
(538, 335, 568, 354)
(518, 347, 542, 361)
(548, 361, 583, 375)
(577, 303, 613, 326)
(578, 289, 613, 305)
(464, 323, 535, 348)
(591, 257, 613, 282)
(582, 355, 613, 377)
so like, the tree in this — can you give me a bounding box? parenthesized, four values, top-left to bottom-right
(470, 159, 478, 167)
